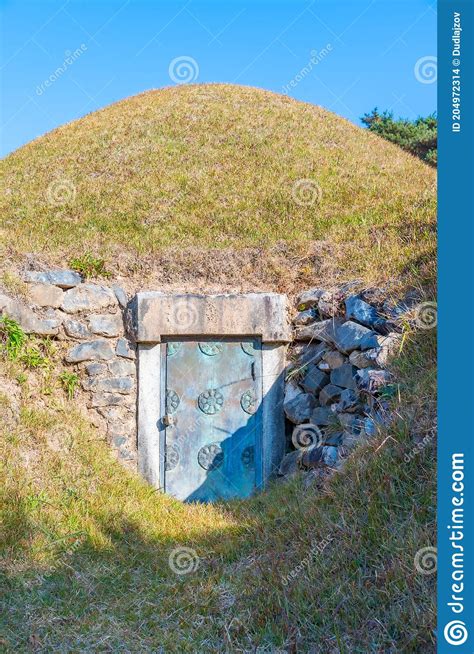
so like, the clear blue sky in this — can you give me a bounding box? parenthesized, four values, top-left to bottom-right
(1, 0, 436, 157)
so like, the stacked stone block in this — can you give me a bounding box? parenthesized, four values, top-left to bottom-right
(0, 269, 137, 463)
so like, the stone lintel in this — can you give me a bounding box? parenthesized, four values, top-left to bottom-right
(135, 292, 291, 343)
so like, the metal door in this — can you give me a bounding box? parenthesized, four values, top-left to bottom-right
(161, 338, 262, 502)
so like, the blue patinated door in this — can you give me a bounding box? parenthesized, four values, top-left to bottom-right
(161, 338, 262, 502)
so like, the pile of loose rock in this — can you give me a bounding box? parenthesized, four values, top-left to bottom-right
(279, 286, 411, 479)
(0, 269, 137, 463)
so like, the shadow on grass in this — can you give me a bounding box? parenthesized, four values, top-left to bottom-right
(1, 335, 437, 653)
(2, 457, 436, 652)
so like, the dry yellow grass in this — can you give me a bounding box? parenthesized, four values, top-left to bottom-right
(1, 84, 436, 291)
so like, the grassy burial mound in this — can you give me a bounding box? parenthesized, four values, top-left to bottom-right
(1, 84, 436, 290)
(1, 86, 436, 651)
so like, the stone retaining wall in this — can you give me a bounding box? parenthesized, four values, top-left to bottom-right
(1, 270, 137, 464)
(1, 268, 423, 483)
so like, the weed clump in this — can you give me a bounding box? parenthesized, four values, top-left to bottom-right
(69, 253, 110, 279)
(0, 316, 76, 399)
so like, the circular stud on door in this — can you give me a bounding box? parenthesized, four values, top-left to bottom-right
(166, 389, 180, 413)
(241, 341, 257, 356)
(197, 443, 224, 470)
(198, 342, 223, 356)
(167, 342, 181, 356)
(241, 445, 255, 469)
(164, 445, 180, 471)
(198, 389, 224, 415)
(240, 388, 258, 414)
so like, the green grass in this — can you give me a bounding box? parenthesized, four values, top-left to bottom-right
(0, 84, 436, 290)
(0, 330, 436, 653)
(0, 315, 26, 360)
(58, 371, 79, 400)
(69, 253, 110, 279)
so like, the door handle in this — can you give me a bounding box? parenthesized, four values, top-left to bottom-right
(163, 414, 176, 426)
(251, 361, 256, 381)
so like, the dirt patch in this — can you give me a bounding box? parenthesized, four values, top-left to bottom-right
(2, 240, 424, 303)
